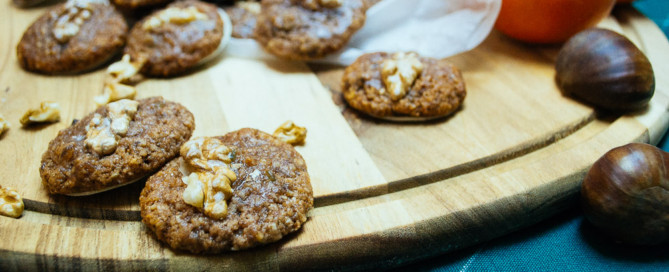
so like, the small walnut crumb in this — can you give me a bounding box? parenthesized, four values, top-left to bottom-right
(106, 54, 145, 84)
(20, 101, 61, 126)
(0, 114, 9, 136)
(94, 82, 137, 106)
(85, 99, 139, 155)
(237, 1, 261, 14)
(52, 0, 104, 43)
(273, 121, 307, 145)
(0, 186, 24, 218)
(180, 137, 236, 219)
(381, 52, 424, 101)
(143, 6, 209, 31)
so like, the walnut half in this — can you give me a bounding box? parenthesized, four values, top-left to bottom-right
(180, 137, 236, 219)
(381, 52, 424, 101)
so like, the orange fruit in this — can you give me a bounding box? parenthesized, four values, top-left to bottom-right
(494, 0, 616, 44)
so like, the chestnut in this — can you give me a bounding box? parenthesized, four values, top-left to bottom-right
(581, 143, 669, 245)
(555, 28, 655, 111)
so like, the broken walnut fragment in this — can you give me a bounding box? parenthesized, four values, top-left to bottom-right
(0, 186, 24, 218)
(20, 101, 61, 126)
(273, 121, 307, 145)
(143, 6, 209, 31)
(95, 81, 137, 106)
(85, 99, 139, 155)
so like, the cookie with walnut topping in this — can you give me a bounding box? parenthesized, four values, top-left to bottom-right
(254, 0, 367, 60)
(342, 52, 467, 121)
(140, 128, 313, 253)
(39, 97, 195, 196)
(16, 0, 127, 74)
(124, 0, 229, 77)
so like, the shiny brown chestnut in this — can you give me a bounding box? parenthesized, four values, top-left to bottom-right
(556, 28, 655, 111)
(581, 143, 669, 245)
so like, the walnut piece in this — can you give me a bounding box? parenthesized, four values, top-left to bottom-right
(85, 99, 139, 155)
(180, 137, 236, 219)
(106, 54, 144, 84)
(95, 82, 137, 106)
(20, 101, 61, 126)
(143, 6, 209, 31)
(273, 121, 307, 145)
(52, 0, 107, 43)
(381, 52, 424, 101)
(98, 54, 144, 106)
(0, 186, 24, 218)
(0, 114, 8, 136)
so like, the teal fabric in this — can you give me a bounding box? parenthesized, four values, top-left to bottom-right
(393, 1, 669, 270)
(634, 0, 669, 37)
(396, 207, 669, 271)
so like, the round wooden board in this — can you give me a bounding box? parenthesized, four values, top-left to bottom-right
(1, 3, 668, 271)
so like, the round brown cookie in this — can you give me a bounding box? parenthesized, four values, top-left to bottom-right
(254, 0, 367, 60)
(224, 1, 261, 38)
(16, 0, 127, 74)
(342, 52, 467, 120)
(140, 128, 313, 253)
(40, 97, 195, 196)
(124, 0, 225, 77)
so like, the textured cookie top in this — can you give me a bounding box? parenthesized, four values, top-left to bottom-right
(254, 0, 367, 60)
(140, 128, 313, 253)
(124, 0, 224, 77)
(342, 52, 467, 119)
(40, 97, 195, 195)
(16, 0, 127, 74)
(224, 1, 261, 38)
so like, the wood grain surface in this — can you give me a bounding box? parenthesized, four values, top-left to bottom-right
(1, 3, 668, 271)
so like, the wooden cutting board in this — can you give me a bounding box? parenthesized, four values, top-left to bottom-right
(1, 4, 668, 271)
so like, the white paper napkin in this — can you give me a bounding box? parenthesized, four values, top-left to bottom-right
(224, 0, 501, 65)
